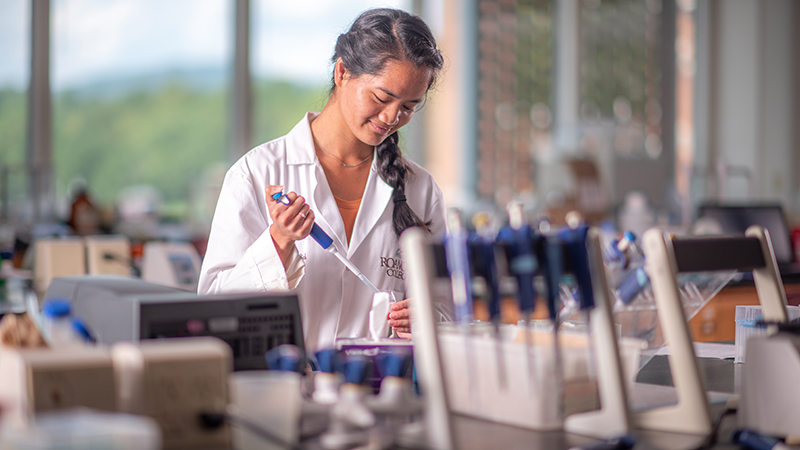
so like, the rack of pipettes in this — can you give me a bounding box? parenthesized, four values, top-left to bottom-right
(424, 208, 627, 431)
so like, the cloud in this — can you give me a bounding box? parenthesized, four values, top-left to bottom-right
(0, 0, 412, 90)
(0, 0, 30, 89)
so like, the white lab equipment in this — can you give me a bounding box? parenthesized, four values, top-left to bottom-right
(0, 345, 117, 426)
(84, 235, 132, 276)
(111, 337, 232, 450)
(228, 371, 302, 450)
(33, 237, 85, 298)
(0, 409, 161, 450)
(735, 304, 800, 363)
(141, 240, 201, 291)
(738, 332, 800, 439)
(634, 225, 787, 437)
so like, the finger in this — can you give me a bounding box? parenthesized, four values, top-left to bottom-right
(265, 185, 284, 200)
(279, 195, 307, 226)
(389, 309, 409, 320)
(389, 318, 410, 327)
(298, 210, 315, 238)
(298, 204, 311, 220)
(391, 299, 410, 311)
(396, 331, 412, 339)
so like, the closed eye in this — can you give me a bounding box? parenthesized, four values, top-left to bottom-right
(374, 94, 389, 104)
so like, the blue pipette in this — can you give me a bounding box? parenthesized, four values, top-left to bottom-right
(536, 234, 565, 419)
(470, 230, 507, 390)
(559, 225, 598, 381)
(272, 192, 379, 293)
(445, 209, 478, 402)
(497, 202, 539, 396)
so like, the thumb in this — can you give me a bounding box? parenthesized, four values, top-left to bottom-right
(265, 185, 284, 199)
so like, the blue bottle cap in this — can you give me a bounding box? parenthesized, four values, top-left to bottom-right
(42, 299, 71, 318)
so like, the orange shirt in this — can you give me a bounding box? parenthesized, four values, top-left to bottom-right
(334, 195, 362, 244)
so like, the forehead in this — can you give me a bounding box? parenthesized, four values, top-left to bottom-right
(358, 59, 433, 100)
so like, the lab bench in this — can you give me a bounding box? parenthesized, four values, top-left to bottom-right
(300, 348, 746, 450)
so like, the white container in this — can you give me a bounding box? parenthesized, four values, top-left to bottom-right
(0, 408, 161, 450)
(228, 370, 302, 450)
(734, 304, 800, 363)
(437, 323, 644, 430)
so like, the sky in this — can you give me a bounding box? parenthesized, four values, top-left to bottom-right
(0, 0, 422, 91)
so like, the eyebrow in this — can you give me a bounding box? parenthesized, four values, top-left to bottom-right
(377, 87, 422, 104)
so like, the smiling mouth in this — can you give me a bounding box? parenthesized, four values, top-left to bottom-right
(370, 121, 391, 134)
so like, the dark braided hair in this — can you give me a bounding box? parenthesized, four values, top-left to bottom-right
(331, 8, 443, 238)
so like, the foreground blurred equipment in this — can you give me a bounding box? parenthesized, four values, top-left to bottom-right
(0, 337, 229, 450)
(637, 225, 787, 437)
(44, 276, 304, 371)
(0, 345, 117, 426)
(0, 408, 161, 450)
(112, 337, 232, 450)
(141, 241, 201, 291)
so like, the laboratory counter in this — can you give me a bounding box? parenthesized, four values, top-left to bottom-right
(301, 350, 744, 450)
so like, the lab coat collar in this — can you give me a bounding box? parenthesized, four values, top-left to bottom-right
(286, 112, 320, 166)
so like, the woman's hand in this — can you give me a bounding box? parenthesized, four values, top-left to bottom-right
(388, 299, 411, 339)
(266, 185, 315, 266)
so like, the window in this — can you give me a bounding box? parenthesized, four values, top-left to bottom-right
(51, 0, 232, 225)
(0, 0, 30, 226)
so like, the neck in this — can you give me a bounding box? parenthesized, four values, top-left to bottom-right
(311, 102, 374, 164)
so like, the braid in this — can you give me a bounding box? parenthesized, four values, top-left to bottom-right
(376, 132, 430, 238)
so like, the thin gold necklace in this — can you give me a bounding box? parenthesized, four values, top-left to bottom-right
(317, 146, 373, 168)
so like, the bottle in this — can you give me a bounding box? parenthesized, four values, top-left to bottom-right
(41, 299, 80, 346)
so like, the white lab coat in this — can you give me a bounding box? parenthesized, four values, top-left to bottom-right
(198, 112, 447, 351)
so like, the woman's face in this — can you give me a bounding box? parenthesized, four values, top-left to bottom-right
(335, 58, 433, 147)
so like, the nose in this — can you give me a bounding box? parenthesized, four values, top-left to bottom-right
(379, 104, 401, 127)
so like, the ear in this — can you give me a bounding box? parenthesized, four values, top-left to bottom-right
(333, 58, 349, 87)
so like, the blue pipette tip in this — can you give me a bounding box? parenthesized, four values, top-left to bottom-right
(266, 344, 304, 373)
(341, 355, 371, 385)
(375, 348, 412, 378)
(315, 349, 338, 374)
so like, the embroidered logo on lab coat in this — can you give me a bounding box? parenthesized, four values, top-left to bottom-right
(381, 256, 404, 280)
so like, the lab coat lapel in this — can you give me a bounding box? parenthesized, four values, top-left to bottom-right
(312, 164, 349, 253)
(348, 158, 393, 259)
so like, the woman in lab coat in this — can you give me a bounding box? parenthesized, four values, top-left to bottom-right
(198, 8, 446, 351)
